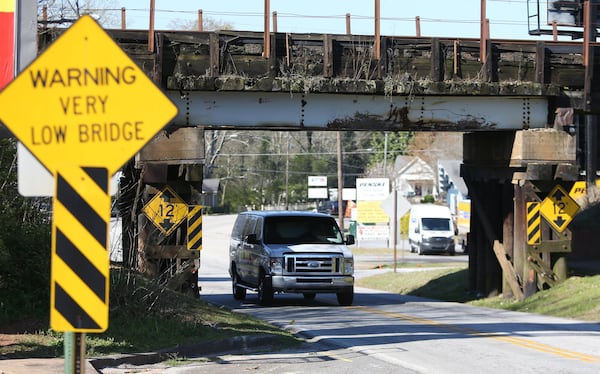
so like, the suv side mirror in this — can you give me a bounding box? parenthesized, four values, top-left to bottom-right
(245, 234, 259, 244)
(345, 234, 355, 245)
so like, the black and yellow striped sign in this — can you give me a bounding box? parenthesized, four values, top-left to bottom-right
(187, 205, 203, 251)
(527, 202, 541, 245)
(50, 166, 110, 332)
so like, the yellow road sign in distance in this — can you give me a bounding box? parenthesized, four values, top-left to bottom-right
(569, 181, 587, 201)
(143, 186, 188, 236)
(0, 15, 177, 175)
(569, 179, 600, 201)
(540, 185, 580, 233)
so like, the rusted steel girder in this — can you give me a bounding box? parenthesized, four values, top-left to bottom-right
(167, 91, 548, 131)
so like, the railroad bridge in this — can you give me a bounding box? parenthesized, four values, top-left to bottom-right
(38, 28, 600, 299)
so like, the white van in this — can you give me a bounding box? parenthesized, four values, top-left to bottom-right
(408, 204, 456, 255)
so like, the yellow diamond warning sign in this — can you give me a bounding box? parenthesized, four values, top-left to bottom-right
(540, 185, 580, 233)
(143, 186, 188, 236)
(0, 15, 177, 175)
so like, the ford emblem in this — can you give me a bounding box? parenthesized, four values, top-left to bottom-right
(308, 261, 320, 268)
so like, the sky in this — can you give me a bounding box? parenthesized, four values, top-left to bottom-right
(111, 0, 579, 41)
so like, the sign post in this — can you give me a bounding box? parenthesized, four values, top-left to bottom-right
(0, 15, 177, 371)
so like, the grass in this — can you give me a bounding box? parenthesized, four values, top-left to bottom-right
(469, 274, 600, 321)
(0, 267, 301, 359)
(358, 264, 473, 302)
(356, 264, 600, 322)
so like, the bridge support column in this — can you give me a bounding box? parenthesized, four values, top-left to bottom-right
(462, 129, 578, 299)
(119, 127, 205, 297)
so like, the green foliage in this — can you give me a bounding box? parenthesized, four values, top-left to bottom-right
(420, 194, 435, 203)
(369, 131, 413, 166)
(210, 130, 375, 209)
(0, 139, 52, 325)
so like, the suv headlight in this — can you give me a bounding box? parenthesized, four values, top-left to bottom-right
(269, 258, 283, 274)
(343, 258, 354, 275)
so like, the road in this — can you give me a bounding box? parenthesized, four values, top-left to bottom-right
(116, 214, 600, 373)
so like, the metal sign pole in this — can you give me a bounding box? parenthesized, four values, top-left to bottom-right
(393, 190, 398, 273)
(64, 332, 85, 373)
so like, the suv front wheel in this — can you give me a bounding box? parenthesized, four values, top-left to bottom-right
(231, 268, 246, 300)
(257, 272, 274, 306)
(336, 287, 354, 306)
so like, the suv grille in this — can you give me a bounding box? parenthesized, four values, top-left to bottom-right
(285, 254, 342, 274)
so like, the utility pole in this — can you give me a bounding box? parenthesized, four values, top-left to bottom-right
(148, 0, 155, 52)
(584, 0, 597, 188)
(337, 132, 344, 231)
(480, 0, 487, 62)
(263, 0, 270, 58)
(374, 0, 380, 60)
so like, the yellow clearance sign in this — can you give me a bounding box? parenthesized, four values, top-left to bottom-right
(0, 15, 177, 175)
(540, 185, 580, 233)
(143, 186, 189, 236)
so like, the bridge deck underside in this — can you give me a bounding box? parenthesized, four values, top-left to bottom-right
(169, 91, 549, 131)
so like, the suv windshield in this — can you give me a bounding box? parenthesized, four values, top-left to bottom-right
(263, 216, 344, 245)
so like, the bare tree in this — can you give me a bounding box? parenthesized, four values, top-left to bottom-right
(166, 17, 233, 31)
(38, 0, 119, 27)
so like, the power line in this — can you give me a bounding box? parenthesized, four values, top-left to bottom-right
(61, 6, 532, 29)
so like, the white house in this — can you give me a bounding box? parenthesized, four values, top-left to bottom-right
(392, 156, 437, 200)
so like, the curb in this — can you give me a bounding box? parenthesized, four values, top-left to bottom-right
(89, 334, 278, 370)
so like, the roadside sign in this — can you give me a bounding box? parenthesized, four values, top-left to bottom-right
(187, 205, 203, 251)
(380, 191, 411, 218)
(51, 166, 110, 332)
(0, 15, 177, 176)
(308, 187, 328, 199)
(357, 200, 389, 223)
(356, 178, 389, 201)
(569, 181, 587, 201)
(540, 185, 580, 233)
(308, 175, 327, 186)
(526, 202, 541, 245)
(143, 186, 189, 236)
(0, 15, 178, 333)
(357, 224, 389, 241)
(569, 179, 600, 201)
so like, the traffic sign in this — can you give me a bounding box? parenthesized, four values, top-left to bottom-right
(526, 202, 541, 245)
(187, 205, 203, 251)
(569, 179, 600, 201)
(540, 185, 580, 233)
(50, 166, 110, 332)
(0, 15, 179, 333)
(0, 15, 178, 176)
(143, 186, 189, 236)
